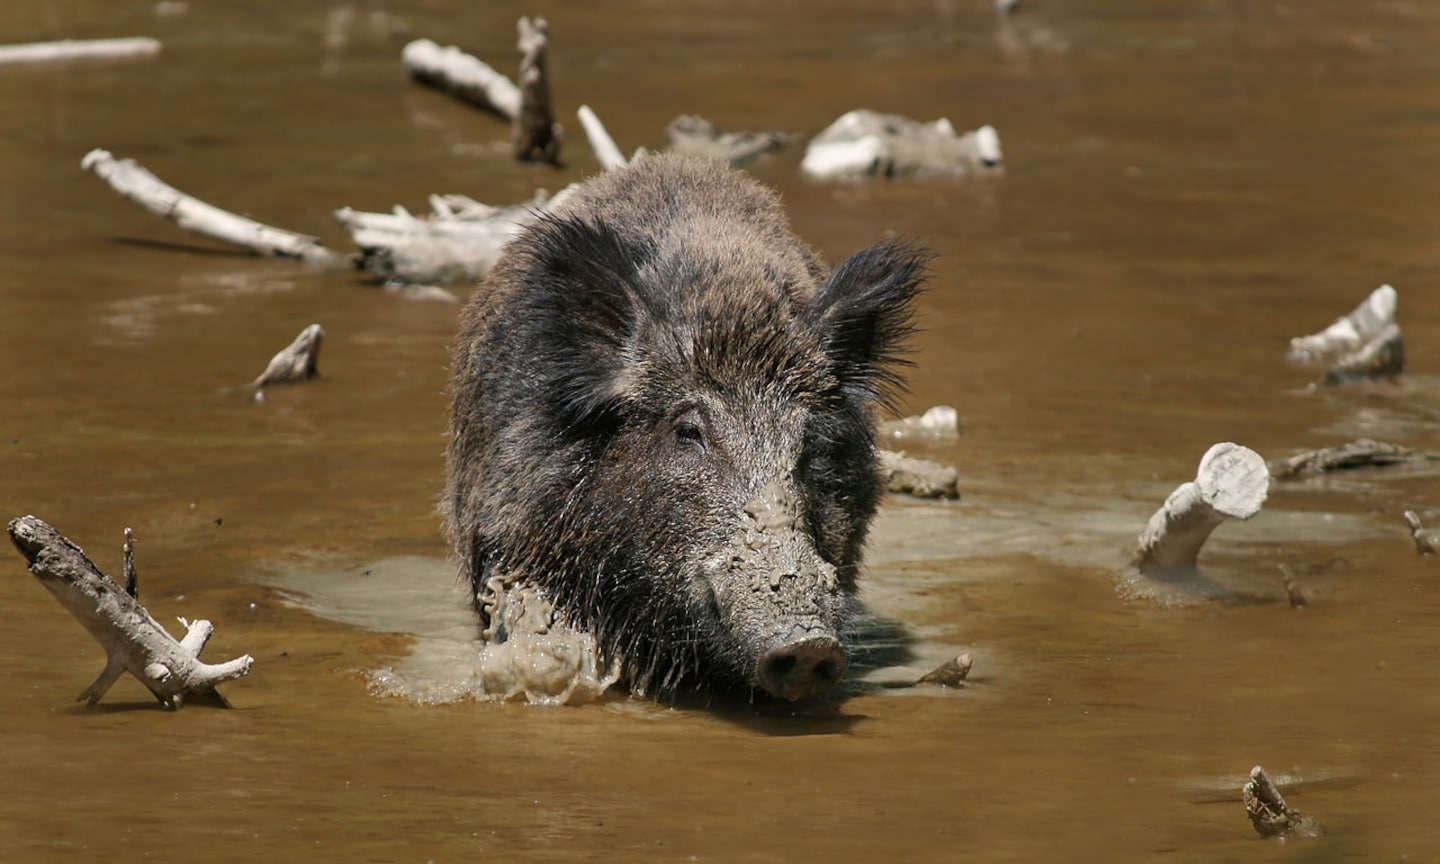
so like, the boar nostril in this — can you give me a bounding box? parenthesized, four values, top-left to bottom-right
(756, 636, 848, 702)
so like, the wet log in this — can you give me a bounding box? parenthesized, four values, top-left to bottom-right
(881, 450, 960, 500)
(402, 38, 520, 120)
(513, 17, 560, 164)
(82, 148, 350, 267)
(7, 516, 253, 709)
(666, 115, 795, 166)
(879, 405, 959, 444)
(0, 37, 161, 66)
(1268, 438, 1439, 479)
(1135, 443, 1269, 571)
(800, 110, 1003, 180)
(578, 105, 629, 170)
(1404, 511, 1440, 556)
(334, 187, 574, 285)
(254, 323, 324, 388)
(1243, 765, 1324, 839)
(1288, 284, 1403, 384)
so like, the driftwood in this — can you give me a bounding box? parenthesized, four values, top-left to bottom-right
(1135, 443, 1269, 571)
(578, 105, 630, 170)
(82, 148, 350, 267)
(513, 17, 560, 164)
(879, 405, 959, 443)
(801, 110, 1003, 180)
(8, 516, 253, 709)
(1243, 766, 1324, 839)
(1288, 284, 1403, 384)
(666, 115, 794, 166)
(402, 38, 520, 120)
(254, 323, 324, 388)
(401, 19, 561, 165)
(881, 450, 960, 500)
(1404, 511, 1440, 556)
(334, 187, 573, 285)
(1268, 438, 1439, 479)
(0, 37, 160, 66)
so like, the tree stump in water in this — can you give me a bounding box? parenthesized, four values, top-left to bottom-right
(1135, 443, 1269, 572)
(513, 17, 560, 164)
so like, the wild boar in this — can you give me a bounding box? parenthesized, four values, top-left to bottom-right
(444, 153, 927, 701)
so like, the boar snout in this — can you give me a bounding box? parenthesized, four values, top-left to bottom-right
(757, 633, 849, 701)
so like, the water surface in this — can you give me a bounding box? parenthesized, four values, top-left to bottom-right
(3, 2, 1440, 861)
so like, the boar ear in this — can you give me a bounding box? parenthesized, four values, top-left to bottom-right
(802, 240, 929, 408)
(516, 213, 657, 431)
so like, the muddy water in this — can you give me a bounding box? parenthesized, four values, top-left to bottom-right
(3, 1, 1440, 860)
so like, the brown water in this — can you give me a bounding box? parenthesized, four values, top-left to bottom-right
(4, 1, 1440, 861)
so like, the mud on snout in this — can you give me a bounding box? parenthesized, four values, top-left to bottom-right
(704, 480, 855, 702)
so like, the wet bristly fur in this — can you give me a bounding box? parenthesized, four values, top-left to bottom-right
(444, 153, 929, 699)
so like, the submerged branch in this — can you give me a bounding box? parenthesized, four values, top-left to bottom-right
(1243, 765, 1324, 839)
(82, 148, 350, 267)
(402, 38, 520, 120)
(1289, 284, 1403, 384)
(254, 323, 324, 388)
(8, 516, 253, 709)
(0, 37, 160, 66)
(1404, 511, 1440, 556)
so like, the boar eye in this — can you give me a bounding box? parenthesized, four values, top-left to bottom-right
(672, 410, 707, 453)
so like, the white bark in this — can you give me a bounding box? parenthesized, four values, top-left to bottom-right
(8, 516, 253, 709)
(880, 405, 959, 443)
(1135, 443, 1269, 570)
(402, 38, 520, 120)
(578, 105, 628, 170)
(801, 110, 1003, 180)
(1289, 284, 1396, 360)
(1404, 511, 1440, 556)
(81, 148, 348, 267)
(254, 323, 324, 388)
(1289, 284, 1404, 383)
(0, 37, 160, 66)
(335, 187, 576, 285)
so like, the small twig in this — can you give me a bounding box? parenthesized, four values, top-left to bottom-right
(918, 653, 973, 688)
(1404, 511, 1440, 555)
(1242, 765, 1324, 839)
(254, 324, 324, 388)
(1277, 564, 1308, 608)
